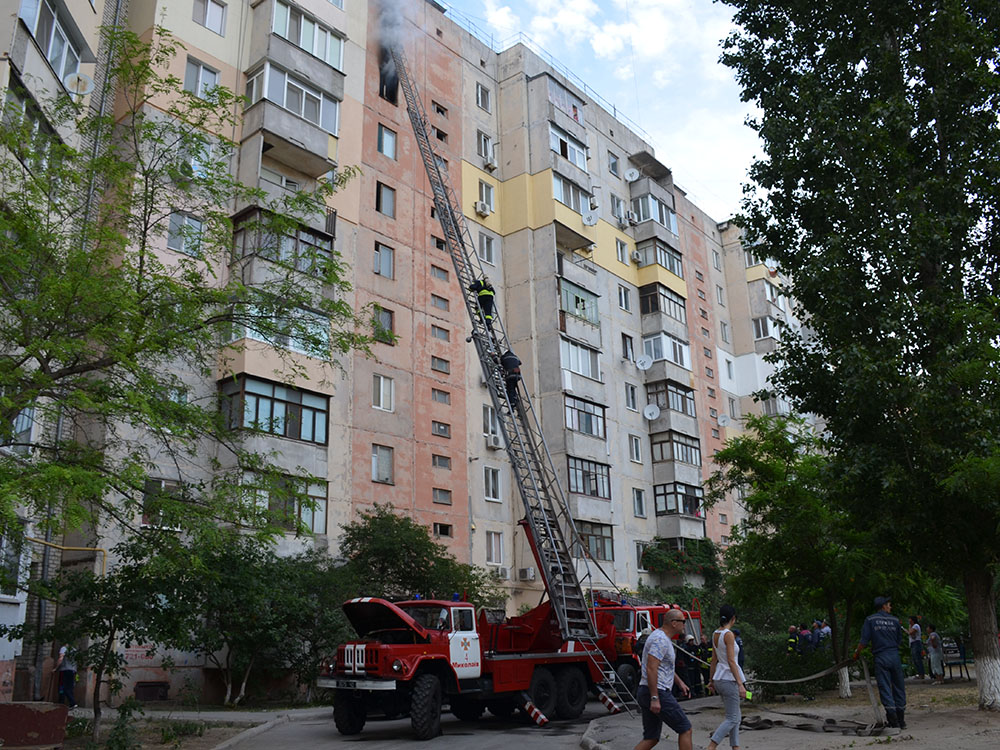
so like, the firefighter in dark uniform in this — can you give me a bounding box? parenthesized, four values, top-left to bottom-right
(698, 632, 713, 695)
(787, 625, 799, 654)
(469, 278, 495, 330)
(855, 596, 907, 729)
(500, 350, 521, 408)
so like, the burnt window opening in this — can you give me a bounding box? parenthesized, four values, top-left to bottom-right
(378, 47, 398, 104)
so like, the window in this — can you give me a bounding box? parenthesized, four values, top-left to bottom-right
(560, 339, 601, 379)
(547, 78, 583, 122)
(642, 333, 690, 369)
(478, 233, 495, 264)
(371, 444, 394, 483)
(244, 64, 340, 132)
(486, 531, 503, 564)
(576, 521, 613, 561)
(704, 347, 713, 358)
(630, 194, 678, 234)
(636, 541, 649, 571)
(720, 320, 730, 343)
(260, 164, 298, 190)
(608, 151, 620, 176)
(21, 0, 82, 81)
(376, 182, 396, 217)
(432, 126, 448, 143)
(629, 434, 642, 463)
(710, 407, 718, 418)
(624, 383, 638, 411)
(431, 388, 450, 404)
(651, 432, 701, 466)
(633, 488, 646, 518)
(635, 241, 684, 278)
(478, 181, 495, 210)
(373, 307, 394, 344)
(193, 0, 226, 35)
(433, 236, 446, 251)
(433, 101, 448, 116)
(729, 397, 739, 419)
(716, 285, 725, 305)
(721, 535, 730, 545)
(610, 194, 626, 220)
(698, 289, 706, 300)
(720, 513, 728, 525)
(564, 396, 606, 438)
(433, 522, 453, 538)
(712, 428, 720, 438)
(273, 1, 344, 68)
(378, 47, 398, 103)
(639, 284, 686, 323)
(372, 373, 394, 411)
(654, 482, 704, 516)
(484, 467, 500, 502)
(708, 387, 717, 398)
(373, 242, 394, 278)
(616, 238, 628, 264)
(753, 316, 776, 339)
(431, 420, 451, 437)
(433, 487, 453, 505)
(552, 173, 589, 213)
(377, 123, 397, 158)
(706, 367, 714, 378)
(431, 356, 450, 374)
(549, 124, 587, 169)
(476, 82, 491, 112)
(221, 376, 328, 444)
(560, 279, 599, 324)
(696, 270, 704, 281)
(184, 58, 219, 99)
(232, 209, 333, 274)
(712, 249, 722, 270)
(725, 359, 734, 379)
(2, 400, 34, 456)
(766, 281, 785, 309)
(0, 524, 25, 596)
(621, 334, 635, 362)
(430, 294, 449, 311)
(647, 381, 697, 417)
(483, 405, 499, 437)
(229, 305, 331, 357)
(745, 249, 763, 267)
(166, 213, 203, 256)
(567, 457, 611, 500)
(431, 325, 450, 341)
(618, 285, 631, 312)
(432, 454, 452, 469)
(430, 264, 448, 281)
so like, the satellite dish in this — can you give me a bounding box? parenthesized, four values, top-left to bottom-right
(718, 414, 731, 427)
(635, 354, 653, 371)
(624, 168, 641, 182)
(63, 72, 94, 97)
(581, 210, 599, 226)
(642, 403, 661, 421)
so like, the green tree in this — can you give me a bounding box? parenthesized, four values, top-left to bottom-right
(721, 0, 1000, 708)
(0, 26, 371, 546)
(338, 504, 505, 608)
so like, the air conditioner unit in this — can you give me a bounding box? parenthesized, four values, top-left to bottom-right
(486, 434, 502, 450)
(630, 250, 642, 263)
(617, 217, 629, 230)
(493, 566, 510, 580)
(625, 210, 638, 225)
(475, 201, 491, 217)
(518, 566, 536, 582)
(484, 156, 498, 171)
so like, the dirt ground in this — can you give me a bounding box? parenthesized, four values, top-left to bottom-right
(61, 719, 251, 749)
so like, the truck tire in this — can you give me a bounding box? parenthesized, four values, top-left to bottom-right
(528, 666, 557, 718)
(554, 667, 588, 719)
(411, 673, 443, 740)
(616, 662, 639, 696)
(333, 693, 366, 735)
(486, 697, 517, 718)
(450, 695, 484, 721)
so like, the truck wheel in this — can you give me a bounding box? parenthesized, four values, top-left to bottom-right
(528, 666, 557, 718)
(555, 667, 587, 719)
(411, 674, 443, 740)
(616, 662, 639, 696)
(450, 695, 484, 721)
(486, 698, 517, 718)
(333, 693, 366, 735)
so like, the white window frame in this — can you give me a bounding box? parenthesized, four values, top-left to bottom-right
(372, 373, 394, 411)
(642, 333, 691, 369)
(560, 338, 601, 380)
(477, 130, 493, 158)
(629, 434, 642, 463)
(476, 82, 492, 112)
(371, 444, 394, 484)
(273, 1, 344, 70)
(486, 530, 503, 564)
(22, 0, 82, 82)
(374, 242, 394, 278)
(185, 58, 219, 100)
(632, 489, 646, 518)
(377, 123, 397, 159)
(618, 285, 631, 312)
(194, 0, 227, 35)
(720, 320, 730, 343)
(753, 316, 776, 340)
(716, 285, 725, 306)
(549, 123, 587, 169)
(624, 383, 638, 411)
(484, 466, 501, 503)
(712, 249, 722, 270)
(608, 151, 620, 176)
(376, 182, 396, 217)
(478, 233, 495, 264)
(478, 181, 495, 210)
(636, 541, 649, 571)
(552, 173, 589, 213)
(483, 404, 499, 437)
(166, 213, 203, 256)
(616, 238, 628, 264)
(244, 63, 340, 134)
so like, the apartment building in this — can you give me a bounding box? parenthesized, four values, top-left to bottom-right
(0, 0, 797, 701)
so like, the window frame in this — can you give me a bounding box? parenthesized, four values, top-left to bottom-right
(194, 0, 227, 35)
(564, 395, 606, 439)
(373, 241, 394, 278)
(221, 375, 329, 445)
(484, 466, 501, 503)
(567, 456, 611, 500)
(371, 443, 394, 484)
(377, 123, 397, 159)
(372, 373, 394, 411)
(476, 82, 492, 112)
(375, 181, 396, 217)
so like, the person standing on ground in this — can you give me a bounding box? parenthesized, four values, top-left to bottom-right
(53, 644, 77, 708)
(854, 596, 907, 729)
(706, 605, 747, 750)
(926, 624, 944, 684)
(907, 616, 925, 679)
(698, 633, 713, 695)
(634, 611, 693, 750)
(787, 624, 799, 654)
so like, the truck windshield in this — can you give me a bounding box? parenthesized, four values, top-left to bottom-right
(399, 604, 450, 630)
(612, 610, 635, 633)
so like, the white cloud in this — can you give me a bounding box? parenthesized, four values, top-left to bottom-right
(484, 0, 521, 34)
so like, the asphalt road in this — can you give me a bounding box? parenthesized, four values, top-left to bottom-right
(231, 700, 612, 749)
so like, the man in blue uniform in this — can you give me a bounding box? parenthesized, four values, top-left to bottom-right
(855, 596, 907, 729)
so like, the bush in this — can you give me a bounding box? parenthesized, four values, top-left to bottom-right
(159, 719, 206, 744)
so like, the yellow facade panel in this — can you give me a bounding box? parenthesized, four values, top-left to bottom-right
(637, 265, 688, 299)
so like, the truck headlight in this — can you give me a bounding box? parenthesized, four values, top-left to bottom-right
(392, 659, 404, 673)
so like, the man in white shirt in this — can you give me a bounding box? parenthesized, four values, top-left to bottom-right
(634, 610, 693, 750)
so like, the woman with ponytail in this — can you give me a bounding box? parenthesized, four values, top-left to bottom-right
(706, 604, 747, 750)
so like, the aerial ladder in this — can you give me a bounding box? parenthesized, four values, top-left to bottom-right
(391, 48, 634, 709)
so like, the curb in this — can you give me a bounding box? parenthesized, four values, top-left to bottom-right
(211, 715, 290, 750)
(580, 715, 616, 750)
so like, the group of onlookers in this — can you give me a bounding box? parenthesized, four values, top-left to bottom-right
(907, 616, 946, 683)
(786, 618, 832, 654)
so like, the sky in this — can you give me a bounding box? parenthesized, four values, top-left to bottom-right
(445, 0, 759, 222)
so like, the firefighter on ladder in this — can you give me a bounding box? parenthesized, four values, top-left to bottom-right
(469, 277, 496, 330)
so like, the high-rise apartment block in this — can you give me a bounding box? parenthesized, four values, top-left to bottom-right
(1, 0, 796, 700)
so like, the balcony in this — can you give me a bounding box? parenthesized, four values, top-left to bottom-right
(241, 100, 336, 177)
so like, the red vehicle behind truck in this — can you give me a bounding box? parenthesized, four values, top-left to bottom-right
(320, 597, 618, 739)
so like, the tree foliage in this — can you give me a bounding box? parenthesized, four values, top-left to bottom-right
(338, 504, 506, 608)
(722, 0, 1000, 708)
(0, 26, 371, 544)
